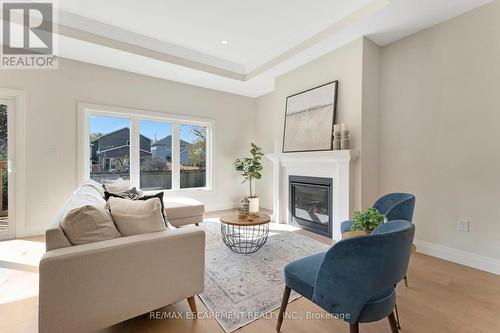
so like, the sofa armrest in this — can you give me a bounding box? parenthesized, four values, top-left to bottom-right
(39, 227, 205, 333)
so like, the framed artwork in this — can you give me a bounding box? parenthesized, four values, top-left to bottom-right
(282, 80, 338, 153)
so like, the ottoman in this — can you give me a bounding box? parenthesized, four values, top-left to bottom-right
(164, 197, 204, 227)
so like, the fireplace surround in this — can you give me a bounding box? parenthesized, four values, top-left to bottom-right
(267, 150, 358, 240)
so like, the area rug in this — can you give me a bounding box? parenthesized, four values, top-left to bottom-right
(199, 218, 330, 332)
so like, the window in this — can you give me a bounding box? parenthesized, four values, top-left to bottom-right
(180, 124, 206, 189)
(140, 120, 172, 190)
(80, 104, 212, 192)
(89, 115, 130, 182)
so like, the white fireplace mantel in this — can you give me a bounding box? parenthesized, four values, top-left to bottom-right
(267, 150, 359, 240)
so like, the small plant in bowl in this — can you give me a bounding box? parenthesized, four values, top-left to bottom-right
(351, 208, 385, 232)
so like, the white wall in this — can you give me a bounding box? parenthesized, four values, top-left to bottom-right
(379, 1, 500, 267)
(361, 38, 381, 207)
(254, 91, 276, 210)
(0, 58, 255, 236)
(259, 39, 365, 212)
(255, 38, 383, 214)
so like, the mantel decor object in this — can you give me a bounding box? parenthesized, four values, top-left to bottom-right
(332, 124, 341, 150)
(282, 81, 338, 152)
(341, 123, 350, 150)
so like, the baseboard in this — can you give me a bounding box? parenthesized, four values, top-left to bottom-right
(205, 200, 273, 213)
(204, 201, 240, 212)
(259, 199, 273, 211)
(414, 239, 500, 276)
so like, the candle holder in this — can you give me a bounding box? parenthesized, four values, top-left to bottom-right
(332, 125, 341, 150)
(341, 128, 350, 150)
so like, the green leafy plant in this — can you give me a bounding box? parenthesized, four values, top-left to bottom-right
(351, 208, 385, 231)
(233, 143, 264, 198)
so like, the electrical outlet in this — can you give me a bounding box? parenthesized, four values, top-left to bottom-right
(458, 219, 469, 232)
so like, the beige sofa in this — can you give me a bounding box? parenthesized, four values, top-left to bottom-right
(39, 183, 205, 333)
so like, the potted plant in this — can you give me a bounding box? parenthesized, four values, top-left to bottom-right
(234, 143, 264, 213)
(349, 208, 385, 236)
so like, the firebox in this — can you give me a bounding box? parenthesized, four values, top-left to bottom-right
(289, 175, 333, 238)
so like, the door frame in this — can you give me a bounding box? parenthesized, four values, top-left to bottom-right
(0, 88, 26, 240)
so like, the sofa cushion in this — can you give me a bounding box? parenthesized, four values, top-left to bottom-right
(139, 192, 169, 225)
(78, 179, 105, 197)
(163, 197, 204, 220)
(105, 191, 169, 226)
(104, 187, 142, 200)
(106, 197, 166, 236)
(61, 205, 122, 245)
(102, 178, 132, 194)
(70, 185, 106, 207)
(46, 212, 73, 251)
(46, 182, 108, 251)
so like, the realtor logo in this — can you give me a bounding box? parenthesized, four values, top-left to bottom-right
(1, 1, 58, 69)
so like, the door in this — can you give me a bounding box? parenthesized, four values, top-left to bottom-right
(0, 99, 14, 240)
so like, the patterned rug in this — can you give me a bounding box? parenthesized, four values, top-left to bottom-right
(199, 218, 330, 332)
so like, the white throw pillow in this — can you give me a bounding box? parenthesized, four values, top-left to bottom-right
(102, 178, 132, 193)
(79, 179, 105, 197)
(61, 205, 122, 245)
(106, 197, 166, 236)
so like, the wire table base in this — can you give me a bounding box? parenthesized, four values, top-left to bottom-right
(220, 217, 270, 254)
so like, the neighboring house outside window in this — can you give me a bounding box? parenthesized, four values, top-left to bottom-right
(151, 135, 189, 164)
(90, 127, 152, 173)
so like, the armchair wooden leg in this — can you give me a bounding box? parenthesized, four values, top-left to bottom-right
(394, 302, 401, 329)
(404, 275, 408, 288)
(276, 286, 291, 332)
(187, 296, 197, 315)
(388, 312, 399, 333)
(349, 323, 359, 333)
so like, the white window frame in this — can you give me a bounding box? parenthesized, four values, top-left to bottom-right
(78, 103, 214, 193)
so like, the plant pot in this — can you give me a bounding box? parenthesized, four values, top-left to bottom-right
(248, 197, 259, 213)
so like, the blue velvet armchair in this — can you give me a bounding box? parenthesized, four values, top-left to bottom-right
(340, 193, 416, 233)
(277, 220, 415, 333)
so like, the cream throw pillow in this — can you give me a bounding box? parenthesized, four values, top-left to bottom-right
(61, 205, 122, 245)
(102, 178, 132, 193)
(106, 197, 166, 236)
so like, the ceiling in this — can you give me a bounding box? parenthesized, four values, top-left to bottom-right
(49, 0, 492, 96)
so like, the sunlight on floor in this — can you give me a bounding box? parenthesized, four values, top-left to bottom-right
(0, 267, 39, 305)
(0, 240, 45, 267)
(0, 239, 43, 313)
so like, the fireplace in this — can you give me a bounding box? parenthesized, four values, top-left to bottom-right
(289, 175, 332, 238)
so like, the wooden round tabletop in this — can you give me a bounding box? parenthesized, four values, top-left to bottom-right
(220, 212, 271, 226)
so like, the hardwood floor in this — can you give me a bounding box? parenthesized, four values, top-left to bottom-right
(1, 211, 499, 333)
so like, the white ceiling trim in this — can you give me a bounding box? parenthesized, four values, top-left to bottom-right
(11, 0, 493, 97)
(57, 9, 246, 75)
(55, 0, 384, 79)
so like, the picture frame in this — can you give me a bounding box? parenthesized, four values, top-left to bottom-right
(282, 80, 338, 153)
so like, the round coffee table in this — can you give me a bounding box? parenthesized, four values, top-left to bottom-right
(220, 212, 271, 254)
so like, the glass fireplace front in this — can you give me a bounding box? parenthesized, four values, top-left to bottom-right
(289, 175, 332, 238)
